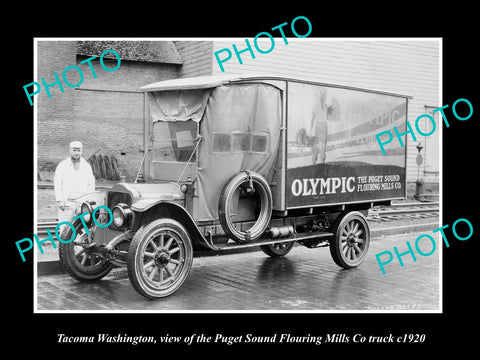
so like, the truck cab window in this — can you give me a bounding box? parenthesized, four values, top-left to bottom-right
(251, 134, 268, 153)
(212, 132, 269, 154)
(152, 120, 197, 162)
(232, 132, 251, 152)
(212, 133, 232, 153)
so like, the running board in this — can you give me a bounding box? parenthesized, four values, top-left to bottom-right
(207, 231, 334, 251)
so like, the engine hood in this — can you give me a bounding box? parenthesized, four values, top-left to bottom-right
(108, 182, 184, 211)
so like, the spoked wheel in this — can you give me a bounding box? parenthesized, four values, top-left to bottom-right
(260, 241, 294, 258)
(58, 225, 114, 281)
(329, 211, 370, 269)
(127, 219, 193, 299)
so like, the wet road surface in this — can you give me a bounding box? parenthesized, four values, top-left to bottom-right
(36, 231, 440, 312)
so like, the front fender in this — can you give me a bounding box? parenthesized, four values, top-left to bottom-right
(69, 191, 107, 210)
(131, 198, 182, 212)
(134, 201, 213, 251)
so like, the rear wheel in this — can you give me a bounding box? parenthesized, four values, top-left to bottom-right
(127, 219, 193, 299)
(329, 211, 370, 269)
(260, 242, 294, 258)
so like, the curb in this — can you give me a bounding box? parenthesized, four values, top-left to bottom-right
(370, 222, 439, 239)
(36, 221, 439, 276)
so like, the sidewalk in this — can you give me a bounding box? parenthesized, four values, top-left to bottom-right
(35, 214, 439, 276)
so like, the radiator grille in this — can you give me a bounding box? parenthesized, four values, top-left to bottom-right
(107, 191, 132, 209)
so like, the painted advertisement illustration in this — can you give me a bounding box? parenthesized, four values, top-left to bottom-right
(286, 81, 408, 207)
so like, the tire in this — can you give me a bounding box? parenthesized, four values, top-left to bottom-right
(260, 241, 294, 258)
(127, 219, 193, 299)
(88, 155, 99, 179)
(104, 155, 112, 179)
(58, 224, 114, 282)
(329, 211, 370, 269)
(110, 155, 120, 180)
(218, 171, 273, 243)
(97, 154, 105, 178)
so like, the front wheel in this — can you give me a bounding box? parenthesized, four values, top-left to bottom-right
(127, 219, 193, 299)
(58, 224, 114, 282)
(329, 211, 370, 269)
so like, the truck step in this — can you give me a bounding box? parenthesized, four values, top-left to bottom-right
(210, 231, 334, 251)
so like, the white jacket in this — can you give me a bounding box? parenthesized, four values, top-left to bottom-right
(54, 157, 95, 202)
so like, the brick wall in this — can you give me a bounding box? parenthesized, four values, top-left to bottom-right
(36, 41, 181, 180)
(37, 41, 77, 165)
(70, 89, 145, 180)
(73, 56, 180, 180)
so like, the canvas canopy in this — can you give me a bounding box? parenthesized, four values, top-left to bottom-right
(145, 81, 282, 221)
(148, 89, 211, 123)
(196, 83, 282, 221)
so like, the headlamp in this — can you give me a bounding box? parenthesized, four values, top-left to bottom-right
(80, 201, 96, 223)
(112, 203, 133, 228)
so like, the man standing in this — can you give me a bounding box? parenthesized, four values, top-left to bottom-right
(310, 89, 329, 164)
(54, 141, 95, 223)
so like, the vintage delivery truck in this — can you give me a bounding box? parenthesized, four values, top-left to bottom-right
(58, 74, 410, 299)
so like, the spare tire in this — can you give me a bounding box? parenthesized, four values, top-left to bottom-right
(104, 155, 112, 179)
(218, 170, 272, 243)
(110, 155, 120, 180)
(98, 154, 106, 179)
(88, 155, 98, 179)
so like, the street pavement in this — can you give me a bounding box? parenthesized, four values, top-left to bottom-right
(35, 229, 440, 312)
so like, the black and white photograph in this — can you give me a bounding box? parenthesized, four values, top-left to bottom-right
(7, 8, 478, 355)
(32, 38, 442, 312)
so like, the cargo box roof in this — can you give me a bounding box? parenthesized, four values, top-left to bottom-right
(140, 74, 412, 98)
(140, 74, 269, 92)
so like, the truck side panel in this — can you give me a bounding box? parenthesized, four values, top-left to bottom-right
(286, 81, 407, 208)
